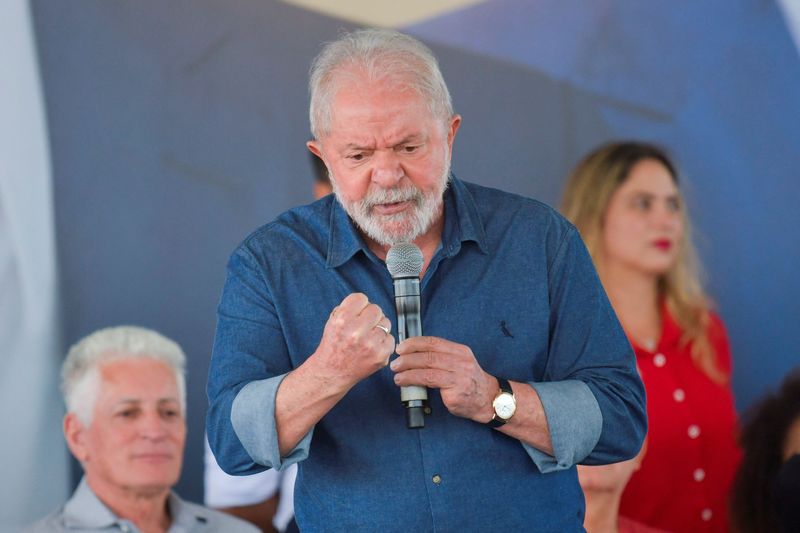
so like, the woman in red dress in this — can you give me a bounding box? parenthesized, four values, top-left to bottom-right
(561, 141, 741, 532)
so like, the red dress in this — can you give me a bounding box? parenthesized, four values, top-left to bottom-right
(619, 515, 669, 533)
(619, 309, 741, 532)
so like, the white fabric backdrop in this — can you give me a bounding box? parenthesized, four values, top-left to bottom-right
(0, 1, 67, 530)
(778, 0, 800, 54)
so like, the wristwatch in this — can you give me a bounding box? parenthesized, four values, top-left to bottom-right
(487, 377, 516, 427)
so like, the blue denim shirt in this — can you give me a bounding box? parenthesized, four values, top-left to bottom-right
(207, 177, 646, 532)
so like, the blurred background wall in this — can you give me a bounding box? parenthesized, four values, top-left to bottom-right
(2, 0, 798, 528)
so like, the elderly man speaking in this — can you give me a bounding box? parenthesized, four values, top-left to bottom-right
(207, 29, 646, 531)
(26, 326, 256, 533)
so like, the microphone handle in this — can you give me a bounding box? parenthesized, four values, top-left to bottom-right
(393, 277, 428, 429)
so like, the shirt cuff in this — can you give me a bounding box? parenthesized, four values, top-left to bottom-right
(523, 380, 602, 473)
(231, 373, 314, 471)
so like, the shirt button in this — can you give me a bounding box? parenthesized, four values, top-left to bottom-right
(673, 388, 685, 402)
(693, 468, 706, 482)
(653, 353, 667, 367)
(701, 508, 713, 521)
(688, 425, 701, 439)
(432, 474, 442, 485)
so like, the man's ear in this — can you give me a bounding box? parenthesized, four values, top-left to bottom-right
(64, 412, 89, 463)
(446, 114, 462, 152)
(307, 139, 325, 161)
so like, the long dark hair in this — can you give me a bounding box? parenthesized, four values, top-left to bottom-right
(730, 368, 800, 532)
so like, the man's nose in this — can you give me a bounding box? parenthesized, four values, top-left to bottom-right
(138, 412, 169, 440)
(371, 150, 403, 186)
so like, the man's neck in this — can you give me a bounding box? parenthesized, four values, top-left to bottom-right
(87, 476, 172, 533)
(583, 489, 621, 533)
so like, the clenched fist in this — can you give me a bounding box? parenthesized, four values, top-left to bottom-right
(312, 293, 395, 391)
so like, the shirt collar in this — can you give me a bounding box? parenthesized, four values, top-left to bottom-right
(167, 492, 211, 531)
(63, 477, 200, 531)
(63, 477, 120, 529)
(631, 302, 683, 353)
(326, 174, 488, 268)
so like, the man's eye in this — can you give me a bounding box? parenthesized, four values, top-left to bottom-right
(348, 153, 365, 161)
(118, 410, 137, 418)
(402, 145, 419, 153)
(162, 409, 180, 419)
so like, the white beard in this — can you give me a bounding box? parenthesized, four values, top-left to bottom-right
(332, 163, 450, 247)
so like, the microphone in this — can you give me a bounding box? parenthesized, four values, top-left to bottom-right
(386, 242, 428, 429)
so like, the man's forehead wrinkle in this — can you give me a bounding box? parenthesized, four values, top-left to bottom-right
(113, 398, 141, 405)
(110, 396, 180, 405)
(329, 103, 428, 149)
(342, 132, 423, 151)
(329, 85, 428, 125)
(331, 109, 408, 134)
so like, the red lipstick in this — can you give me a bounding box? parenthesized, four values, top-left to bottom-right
(653, 239, 672, 251)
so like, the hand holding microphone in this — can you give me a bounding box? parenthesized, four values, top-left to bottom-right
(386, 243, 429, 428)
(387, 243, 499, 427)
(392, 337, 499, 424)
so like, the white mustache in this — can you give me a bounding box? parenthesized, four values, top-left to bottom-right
(363, 186, 421, 209)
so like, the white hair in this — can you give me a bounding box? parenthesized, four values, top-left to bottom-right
(61, 326, 187, 426)
(309, 28, 454, 139)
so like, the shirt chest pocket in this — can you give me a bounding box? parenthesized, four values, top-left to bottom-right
(422, 298, 550, 383)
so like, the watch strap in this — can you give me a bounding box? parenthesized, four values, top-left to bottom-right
(496, 377, 513, 395)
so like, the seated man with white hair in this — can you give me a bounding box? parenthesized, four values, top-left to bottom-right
(25, 326, 257, 533)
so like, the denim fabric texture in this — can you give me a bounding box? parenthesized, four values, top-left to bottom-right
(207, 176, 646, 532)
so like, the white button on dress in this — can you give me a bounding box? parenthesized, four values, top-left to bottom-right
(653, 353, 667, 367)
(688, 424, 701, 439)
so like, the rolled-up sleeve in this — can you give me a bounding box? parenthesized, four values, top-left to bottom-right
(524, 380, 602, 472)
(536, 225, 647, 469)
(231, 374, 313, 470)
(206, 243, 299, 475)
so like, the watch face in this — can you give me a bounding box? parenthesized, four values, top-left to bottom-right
(493, 393, 516, 420)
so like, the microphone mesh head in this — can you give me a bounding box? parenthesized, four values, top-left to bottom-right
(386, 243, 424, 278)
